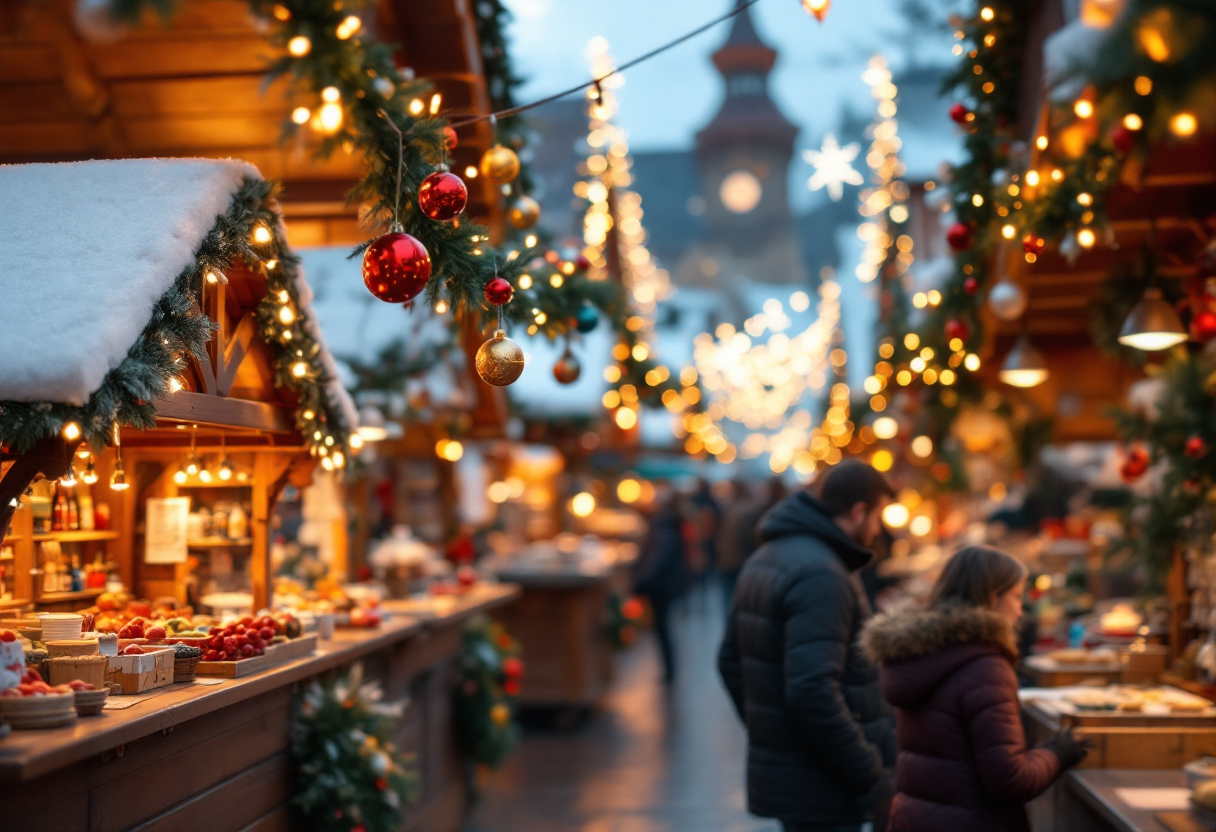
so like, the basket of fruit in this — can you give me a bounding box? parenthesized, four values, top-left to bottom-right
(71, 682, 109, 716)
(172, 643, 204, 682)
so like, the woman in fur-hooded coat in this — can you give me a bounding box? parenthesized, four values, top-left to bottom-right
(860, 547, 1084, 832)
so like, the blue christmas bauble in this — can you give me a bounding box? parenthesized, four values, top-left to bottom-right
(575, 304, 598, 334)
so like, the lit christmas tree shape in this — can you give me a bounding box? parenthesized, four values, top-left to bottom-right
(803, 133, 863, 201)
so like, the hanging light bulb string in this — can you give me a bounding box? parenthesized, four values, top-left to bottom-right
(447, 0, 766, 130)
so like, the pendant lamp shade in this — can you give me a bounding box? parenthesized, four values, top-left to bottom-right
(1118, 288, 1187, 351)
(999, 334, 1049, 388)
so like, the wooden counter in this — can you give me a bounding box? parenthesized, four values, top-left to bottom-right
(491, 563, 613, 709)
(1054, 770, 1207, 832)
(0, 584, 518, 832)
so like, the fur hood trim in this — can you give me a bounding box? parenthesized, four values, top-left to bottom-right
(861, 604, 1018, 664)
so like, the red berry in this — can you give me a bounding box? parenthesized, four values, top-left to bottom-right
(1185, 436, 1208, 459)
(945, 319, 970, 342)
(0, 630, 15, 642)
(963, 276, 979, 295)
(1111, 124, 1136, 155)
(1191, 310, 1216, 343)
(574, 254, 591, 271)
(1022, 234, 1046, 256)
(949, 103, 971, 125)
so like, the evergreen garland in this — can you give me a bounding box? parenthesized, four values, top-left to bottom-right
(606, 592, 643, 650)
(0, 177, 348, 457)
(293, 662, 417, 832)
(453, 615, 522, 769)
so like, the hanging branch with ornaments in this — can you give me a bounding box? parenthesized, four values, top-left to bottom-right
(1109, 349, 1216, 586)
(0, 178, 349, 467)
(291, 662, 417, 832)
(453, 616, 523, 769)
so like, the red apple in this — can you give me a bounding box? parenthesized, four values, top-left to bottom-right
(144, 626, 167, 642)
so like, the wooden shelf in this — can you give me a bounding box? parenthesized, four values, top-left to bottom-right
(189, 537, 253, 549)
(3, 536, 22, 543)
(32, 531, 120, 543)
(36, 588, 105, 604)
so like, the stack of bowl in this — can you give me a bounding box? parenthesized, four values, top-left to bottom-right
(0, 691, 76, 729)
(37, 613, 84, 642)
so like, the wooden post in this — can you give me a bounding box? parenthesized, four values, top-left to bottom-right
(1167, 548, 1190, 661)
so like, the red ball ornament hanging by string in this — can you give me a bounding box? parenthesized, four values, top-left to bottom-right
(1191, 310, 1216, 343)
(362, 230, 431, 303)
(963, 276, 979, 295)
(945, 319, 970, 342)
(484, 276, 514, 306)
(418, 167, 467, 221)
(946, 222, 974, 251)
(949, 103, 972, 125)
(553, 350, 581, 385)
(574, 254, 591, 272)
(443, 126, 458, 151)
(1185, 436, 1209, 459)
(363, 110, 432, 303)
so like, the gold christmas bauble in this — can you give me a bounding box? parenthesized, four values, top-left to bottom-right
(475, 330, 524, 386)
(508, 196, 541, 230)
(490, 702, 511, 727)
(479, 145, 520, 184)
(553, 352, 581, 385)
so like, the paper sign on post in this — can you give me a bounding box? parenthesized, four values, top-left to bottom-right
(145, 497, 190, 564)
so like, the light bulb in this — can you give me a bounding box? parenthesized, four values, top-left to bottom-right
(287, 36, 311, 57)
(1170, 112, 1198, 137)
(110, 465, 129, 491)
(318, 102, 343, 134)
(292, 361, 309, 378)
(292, 107, 311, 125)
(253, 225, 272, 244)
(83, 459, 99, 484)
(279, 305, 295, 325)
(174, 469, 188, 485)
(335, 15, 361, 39)
(63, 421, 81, 441)
(185, 455, 200, 476)
(198, 468, 212, 483)
(218, 458, 233, 481)
(60, 466, 77, 487)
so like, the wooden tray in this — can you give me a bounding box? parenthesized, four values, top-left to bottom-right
(195, 653, 271, 678)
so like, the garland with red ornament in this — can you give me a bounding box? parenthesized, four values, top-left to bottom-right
(453, 615, 523, 768)
(606, 593, 644, 650)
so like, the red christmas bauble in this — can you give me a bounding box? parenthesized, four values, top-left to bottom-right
(1185, 436, 1208, 459)
(574, 254, 591, 271)
(945, 319, 970, 342)
(553, 353, 581, 384)
(946, 222, 974, 251)
(1191, 310, 1216, 342)
(484, 276, 514, 306)
(503, 678, 521, 696)
(502, 657, 524, 678)
(418, 170, 467, 221)
(1022, 234, 1046, 256)
(443, 126, 458, 150)
(963, 276, 979, 295)
(362, 232, 431, 303)
(949, 103, 971, 125)
(1111, 124, 1135, 155)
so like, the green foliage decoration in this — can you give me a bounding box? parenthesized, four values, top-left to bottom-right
(453, 615, 522, 769)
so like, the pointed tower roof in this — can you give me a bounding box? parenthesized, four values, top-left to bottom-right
(698, 1, 797, 156)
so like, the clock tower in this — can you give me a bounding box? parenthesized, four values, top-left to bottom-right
(675, 0, 807, 292)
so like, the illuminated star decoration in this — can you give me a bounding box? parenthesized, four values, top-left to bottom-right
(803, 133, 863, 201)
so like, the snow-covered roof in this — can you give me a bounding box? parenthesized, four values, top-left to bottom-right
(0, 158, 354, 427)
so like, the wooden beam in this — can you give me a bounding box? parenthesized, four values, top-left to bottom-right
(0, 437, 74, 534)
(154, 390, 296, 434)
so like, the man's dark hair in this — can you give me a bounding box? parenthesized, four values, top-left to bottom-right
(816, 461, 894, 518)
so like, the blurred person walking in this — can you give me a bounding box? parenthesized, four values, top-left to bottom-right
(688, 478, 722, 610)
(635, 484, 689, 683)
(861, 546, 1089, 832)
(718, 461, 896, 832)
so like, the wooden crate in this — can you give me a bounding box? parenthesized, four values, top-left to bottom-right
(195, 653, 271, 678)
(106, 647, 175, 694)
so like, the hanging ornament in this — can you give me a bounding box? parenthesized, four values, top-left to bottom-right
(372, 76, 395, 99)
(1185, 436, 1209, 459)
(1191, 310, 1216, 343)
(362, 231, 431, 303)
(574, 254, 592, 272)
(1120, 445, 1150, 482)
(74, 0, 130, 44)
(945, 319, 970, 342)
(946, 222, 974, 251)
(553, 350, 581, 385)
(443, 126, 459, 151)
(418, 167, 467, 221)
(475, 330, 525, 386)
(575, 303, 599, 334)
(508, 196, 541, 230)
(990, 168, 1011, 188)
(963, 276, 979, 295)
(800, 0, 830, 21)
(949, 103, 972, 125)
(1022, 234, 1046, 257)
(988, 280, 1028, 321)
(484, 276, 514, 306)
(1059, 232, 1081, 266)
(479, 145, 520, 184)
(1111, 124, 1136, 155)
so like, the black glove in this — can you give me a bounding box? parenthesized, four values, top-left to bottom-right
(1043, 726, 1093, 769)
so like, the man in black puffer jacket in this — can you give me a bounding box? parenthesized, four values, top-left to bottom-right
(719, 461, 896, 832)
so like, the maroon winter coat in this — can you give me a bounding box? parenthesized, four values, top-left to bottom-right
(861, 605, 1062, 832)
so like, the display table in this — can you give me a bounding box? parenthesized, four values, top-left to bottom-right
(491, 563, 612, 709)
(1054, 770, 1207, 832)
(0, 584, 518, 832)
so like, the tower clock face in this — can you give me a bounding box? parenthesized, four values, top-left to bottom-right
(719, 169, 763, 214)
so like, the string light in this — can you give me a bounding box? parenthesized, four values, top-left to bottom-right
(1123, 113, 1143, 130)
(1170, 112, 1198, 137)
(252, 224, 272, 244)
(335, 15, 361, 39)
(62, 421, 81, 441)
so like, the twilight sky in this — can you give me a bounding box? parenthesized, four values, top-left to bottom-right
(502, 0, 956, 209)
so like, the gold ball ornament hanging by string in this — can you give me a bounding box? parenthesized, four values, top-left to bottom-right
(475, 329, 525, 386)
(479, 145, 521, 184)
(508, 196, 541, 230)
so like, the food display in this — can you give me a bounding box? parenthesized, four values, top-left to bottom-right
(1025, 685, 1216, 717)
(1045, 648, 1120, 666)
(1099, 603, 1144, 636)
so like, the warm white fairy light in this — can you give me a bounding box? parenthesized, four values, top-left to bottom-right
(854, 57, 908, 285)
